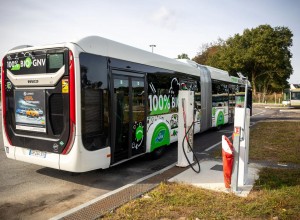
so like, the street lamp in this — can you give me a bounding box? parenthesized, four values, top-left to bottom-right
(149, 45, 156, 53)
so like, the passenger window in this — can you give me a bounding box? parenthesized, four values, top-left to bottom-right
(79, 53, 109, 151)
(212, 80, 229, 107)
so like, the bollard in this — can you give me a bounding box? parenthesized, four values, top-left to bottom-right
(222, 135, 234, 188)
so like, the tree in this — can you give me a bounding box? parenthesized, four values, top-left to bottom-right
(194, 25, 293, 94)
(177, 53, 190, 59)
(193, 39, 224, 65)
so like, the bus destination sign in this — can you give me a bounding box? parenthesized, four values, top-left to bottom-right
(6, 52, 47, 74)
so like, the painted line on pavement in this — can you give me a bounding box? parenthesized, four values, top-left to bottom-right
(252, 110, 266, 117)
(204, 134, 232, 152)
(204, 141, 222, 152)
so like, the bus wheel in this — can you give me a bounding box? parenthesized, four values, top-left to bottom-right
(150, 147, 165, 159)
(215, 125, 222, 131)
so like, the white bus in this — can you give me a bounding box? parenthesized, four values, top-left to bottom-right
(1, 36, 251, 172)
(283, 84, 300, 107)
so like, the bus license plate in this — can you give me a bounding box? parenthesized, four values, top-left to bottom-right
(29, 149, 47, 158)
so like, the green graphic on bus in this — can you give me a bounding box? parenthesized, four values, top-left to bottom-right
(135, 125, 144, 141)
(217, 111, 224, 126)
(212, 107, 216, 116)
(148, 94, 175, 115)
(11, 64, 21, 70)
(25, 57, 32, 68)
(151, 123, 170, 151)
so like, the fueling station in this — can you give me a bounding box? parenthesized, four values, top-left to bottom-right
(171, 73, 259, 197)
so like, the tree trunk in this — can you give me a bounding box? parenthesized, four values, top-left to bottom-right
(262, 78, 271, 103)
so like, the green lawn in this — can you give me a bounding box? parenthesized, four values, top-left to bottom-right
(249, 121, 300, 164)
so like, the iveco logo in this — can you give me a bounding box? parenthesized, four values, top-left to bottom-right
(28, 80, 38, 83)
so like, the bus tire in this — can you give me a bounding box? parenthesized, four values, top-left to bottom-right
(215, 125, 222, 131)
(150, 147, 165, 159)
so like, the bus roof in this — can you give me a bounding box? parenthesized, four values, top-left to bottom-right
(74, 36, 201, 76)
(75, 36, 243, 84)
(176, 58, 250, 86)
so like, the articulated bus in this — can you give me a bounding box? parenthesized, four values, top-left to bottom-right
(1, 36, 251, 172)
(283, 84, 300, 107)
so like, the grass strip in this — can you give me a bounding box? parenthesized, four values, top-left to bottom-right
(103, 168, 300, 220)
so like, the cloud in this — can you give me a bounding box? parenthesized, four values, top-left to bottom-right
(151, 6, 177, 30)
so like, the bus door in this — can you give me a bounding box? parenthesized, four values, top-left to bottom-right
(111, 73, 146, 163)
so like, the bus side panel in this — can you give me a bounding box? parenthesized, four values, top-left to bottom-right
(59, 137, 111, 172)
(14, 146, 60, 169)
(291, 100, 300, 107)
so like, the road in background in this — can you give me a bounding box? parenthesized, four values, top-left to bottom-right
(0, 107, 286, 219)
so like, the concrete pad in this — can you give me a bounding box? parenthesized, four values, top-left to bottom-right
(169, 160, 260, 197)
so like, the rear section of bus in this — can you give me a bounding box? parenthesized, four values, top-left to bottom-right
(1, 46, 76, 169)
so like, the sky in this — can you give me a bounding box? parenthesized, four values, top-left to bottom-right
(0, 0, 299, 83)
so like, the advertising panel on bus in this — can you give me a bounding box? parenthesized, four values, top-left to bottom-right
(14, 90, 46, 133)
